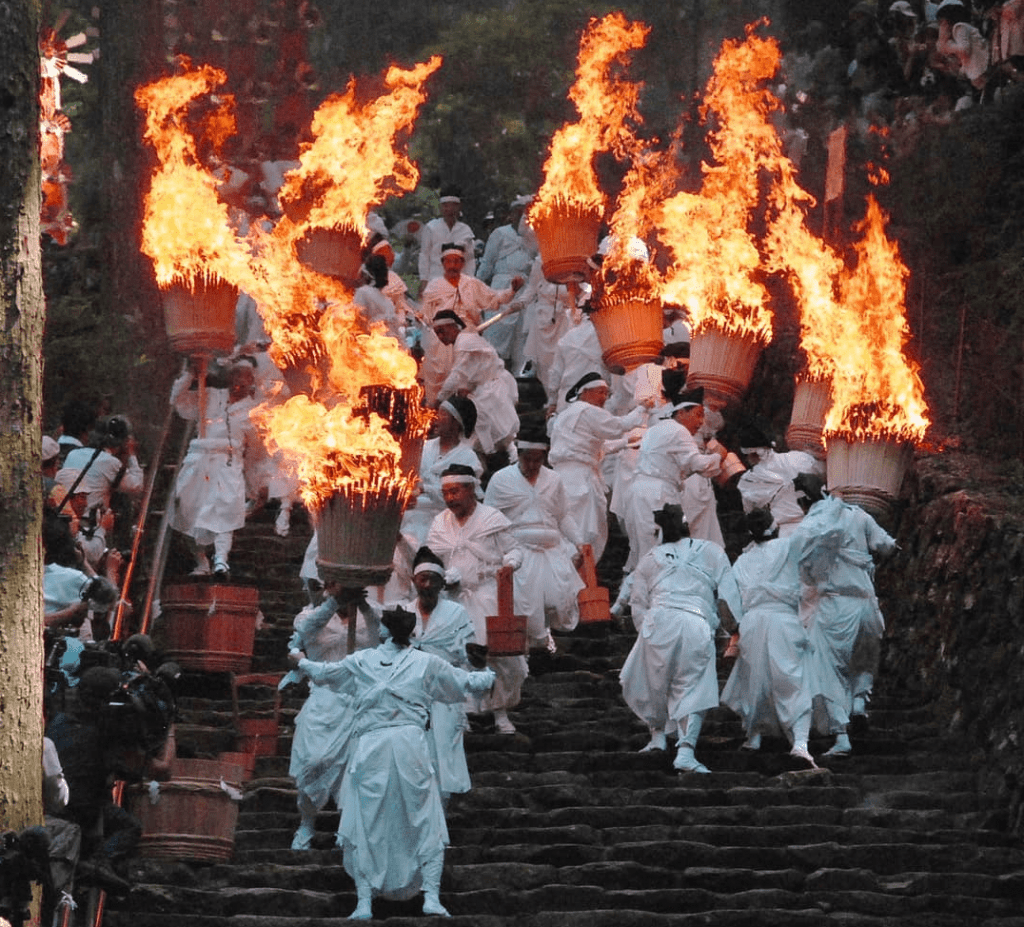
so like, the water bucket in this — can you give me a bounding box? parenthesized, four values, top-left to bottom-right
(576, 544, 610, 624)
(687, 328, 763, 408)
(485, 565, 528, 655)
(159, 584, 260, 674)
(295, 225, 364, 281)
(826, 435, 912, 518)
(161, 278, 238, 356)
(315, 488, 406, 586)
(589, 294, 664, 375)
(532, 202, 602, 284)
(127, 756, 244, 862)
(231, 673, 282, 760)
(707, 439, 746, 486)
(786, 378, 832, 459)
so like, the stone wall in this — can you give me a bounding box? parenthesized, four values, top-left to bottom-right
(875, 449, 1024, 833)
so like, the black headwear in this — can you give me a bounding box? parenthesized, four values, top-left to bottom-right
(413, 546, 445, 570)
(432, 309, 466, 329)
(440, 463, 477, 480)
(565, 371, 607, 404)
(441, 394, 477, 437)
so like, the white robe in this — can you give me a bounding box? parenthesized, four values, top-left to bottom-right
(720, 537, 812, 738)
(619, 538, 743, 730)
(545, 318, 614, 413)
(287, 598, 375, 810)
(548, 400, 646, 563)
(622, 417, 723, 569)
(519, 255, 576, 389)
(792, 495, 896, 730)
(300, 642, 494, 898)
(400, 437, 482, 548)
(426, 503, 526, 711)
(170, 376, 257, 544)
(418, 217, 476, 282)
(438, 331, 520, 455)
(403, 596, 477, 796)
(419, 274, 515, 405)
(477, 223, 534, 364)
(483, 464, 585, 641)
(737, 449, 825, 537)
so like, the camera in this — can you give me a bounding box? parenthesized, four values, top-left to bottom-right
(0, 827, 52, 927)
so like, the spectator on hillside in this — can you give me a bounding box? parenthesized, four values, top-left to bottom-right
(42, 435, 61, 496)
(936, 0, 992, 103)
(56, 415, 144, 514)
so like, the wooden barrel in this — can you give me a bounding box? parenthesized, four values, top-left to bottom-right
(532, 202, 602, 284)
(126, 756, 244, 862)
(159, 584, 259, 674)
(485, 565, 528, 656)
(687, 328, 762, 408)
(576, 544, 610, 624)
(161, 278, 238, 356)
(590, 295, 664, 375)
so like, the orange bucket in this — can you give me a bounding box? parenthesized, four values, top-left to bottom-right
(159, 584, 260, 674)
(485, 565, 529, 655)
(576, 544, 610, 624)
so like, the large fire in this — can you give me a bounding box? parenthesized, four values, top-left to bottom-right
(824, 195, 930, 444)
(655, 24, 781, 345)
(136, 57, 439, 511)
(528, 12, 649, 228)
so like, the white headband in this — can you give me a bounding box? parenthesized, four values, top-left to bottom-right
(439, 400, 465, 431)
(414, 562, 446, 577)
(440, 474, 477, 486)
(439, 195, 461, 204)
(517, 440, 549, 451)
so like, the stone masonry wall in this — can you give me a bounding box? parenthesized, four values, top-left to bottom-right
(875, 449, 1024, 833)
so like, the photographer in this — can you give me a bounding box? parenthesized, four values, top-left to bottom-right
(44, 667, 141, 897)
(55, 414, 144, 514)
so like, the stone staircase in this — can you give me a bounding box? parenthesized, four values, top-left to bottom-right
(105, 507, 1024, 927)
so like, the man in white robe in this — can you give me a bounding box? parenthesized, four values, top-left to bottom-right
(791, 475, 897, 756)
(622, 387, 727, 570)
(619, 505, 742, 773)
(483, 431, 585, 651)
(291, 605, 495, 919)
(419, 243, 523, 405)
(169, 358, 259, 576)
(432, 309, 520, 458)
(426, 464, 525, 734)
(720, 508, 816, 767)
(417, 187, 477, 287)
(399, 547, 478, 803)
(548, 372, 648, 563)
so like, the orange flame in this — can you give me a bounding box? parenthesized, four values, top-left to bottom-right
(824, 196, 930, 444)
(136, 57, 439, 509)
(529, 13, 649, 226)
(655, 24, 781, 344)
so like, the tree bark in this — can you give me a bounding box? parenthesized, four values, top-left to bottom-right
(0, 0, 45, 833)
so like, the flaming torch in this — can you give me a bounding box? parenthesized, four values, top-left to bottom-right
(823, 193, 930, 516)
(655, 25, 782, 408)
(528, 13, 649, 284)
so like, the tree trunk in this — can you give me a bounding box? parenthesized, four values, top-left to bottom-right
(0, 0, 45, 833)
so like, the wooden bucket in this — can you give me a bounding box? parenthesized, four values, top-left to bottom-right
(315, 488, 406, 586)
(590, 294, 664, 375)
(159, 584, 259, 674)
(826, 435, 912, 518)
(295, 225, 364, 281)
(687, 328, 763, 408)
(485, 565, 528, 656)
(786, 378, 832, 459)
(232, 672, 282, 759)
(161, 278, 238, 356)
(576, 544, 610, 624)
(127, 756, 244, 862)
(532, 202, 602, 284)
